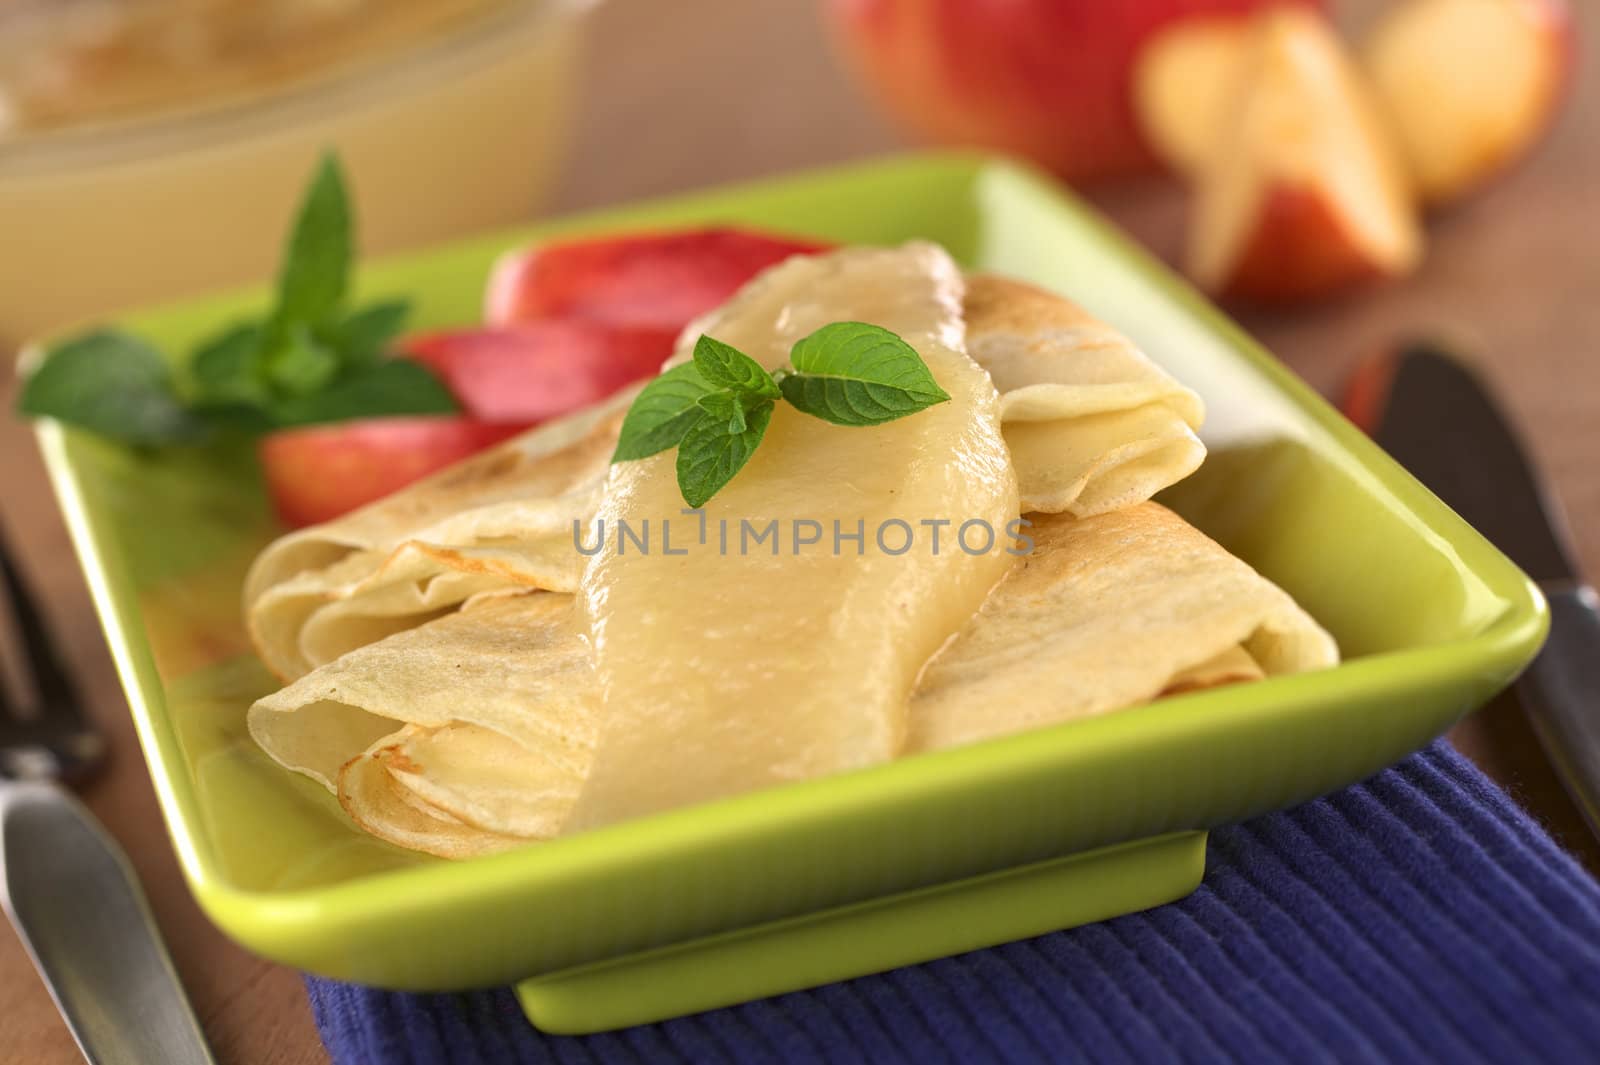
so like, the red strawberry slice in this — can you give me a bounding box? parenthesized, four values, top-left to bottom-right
(259, 417, 525, 528)
(485, 228, 831, 333)
(401, 320, 674, 425)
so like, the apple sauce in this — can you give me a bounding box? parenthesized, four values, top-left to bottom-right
(568, 243, 1021, 828)
(0, 0, 509, 138)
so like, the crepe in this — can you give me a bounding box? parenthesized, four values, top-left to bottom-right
(241, 245, 1331, 858)
(244, 268, 1205, 683)
(963, 276, 1206, 517)
(566, 243, 1020, 829)
(907, 504, 1338, 752)
(252, 502, 1334, 855)
(244, 392, 628, 680)
(249, 592, 593, 857)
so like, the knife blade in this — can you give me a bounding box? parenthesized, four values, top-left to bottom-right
(1349, 342, 1600, 833)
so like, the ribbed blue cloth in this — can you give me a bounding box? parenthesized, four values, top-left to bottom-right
(305, 742, 1600, 1063)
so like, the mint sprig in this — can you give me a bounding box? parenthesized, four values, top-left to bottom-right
(272, 154, 351, 330)
(677, 395, 775, 508)
(692, 335, 781, 398)
(781, 321, 950, 425)
(611, 362, 719, 462)
(612, 323, 949, 506)
(17, 153, 454, 446)
(18, 331, 209, 445)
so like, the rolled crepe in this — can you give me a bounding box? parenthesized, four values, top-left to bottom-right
(244, 266, 1206, 680)
(337, 742, 529, 860)
(907, 503, 1338, 753)
(254, 503, 1334, 856)
(963, 276, 1207, 517)
(244, 394, 627, 680)
(248, 593, 593, 858)
(242, 252, 1321, 857)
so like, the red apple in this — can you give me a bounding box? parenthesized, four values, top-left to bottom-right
(1363, 0, 1574, 207)
(1185, 7, 1423, 303)
(259, 418, 524, 528)
(486, 228, 830, 333)
(825, 0, 1324, 182)
(402, 321, 674, 425)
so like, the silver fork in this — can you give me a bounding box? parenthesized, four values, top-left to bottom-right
(0, 525, 216, 1065)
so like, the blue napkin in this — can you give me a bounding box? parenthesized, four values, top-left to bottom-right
(305, 741, 1600, 1064)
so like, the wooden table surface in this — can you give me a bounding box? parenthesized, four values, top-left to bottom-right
(2, 1, 1596, 1061)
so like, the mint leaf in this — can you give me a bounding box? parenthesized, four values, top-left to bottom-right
(781, 321, 950, 426)
(692, 335, 779, 398)
(190, 322, 268, 406)
(696, 389, 762, 434)
(612, 362, 718, 462)
(16, 156, 443, 448)
(18, 331, 207, 445)
(274, 153, 350, 331)
(187, 400, 276, 436)
(271, 358, 457, 427)
(266, 325, 340, 396)
(323, 299, 410, 366)
(675, 399, 774, 507)
(610, 323, 956, 506)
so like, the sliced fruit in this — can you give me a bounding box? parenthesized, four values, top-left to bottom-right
(826, 0, 1324, 182)
(1186, 7, 1423, 303)
(259, 417, 523, 528)
(1363, 0, 1574, 206)
(1133, 16, 1253, 174)
(402, 322, 673, 425)
(485, 228, 830, 332)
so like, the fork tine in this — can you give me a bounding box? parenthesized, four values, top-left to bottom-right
(0, 524, 83, 721)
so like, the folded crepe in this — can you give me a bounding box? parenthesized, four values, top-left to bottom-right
(963, 276, 1206, 517)
(242, 246, 1321, 858)
(250, 592, 592, 857)
(567, 243, 1020, 828)
(907, 503, 1338, 752)
(244, 393, 627, 680)
(250, 503, 1334, 857)
(252, 241, 1023, 853)
(243, 262, 1207, 685)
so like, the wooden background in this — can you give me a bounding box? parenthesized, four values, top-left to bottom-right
(2, 0, 1596, 1061)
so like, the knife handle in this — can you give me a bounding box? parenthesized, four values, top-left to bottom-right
(0, 781, 216, 1065)
(1518, 584, 1600, 834)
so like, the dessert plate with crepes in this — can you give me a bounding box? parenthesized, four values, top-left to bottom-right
(35, 156, 1546, 1033)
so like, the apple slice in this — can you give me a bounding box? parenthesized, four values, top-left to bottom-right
(1186, 7, 1423, 303)
(1363, 0, 1573, 206)
(259, 417, 524, 528)
(1133, 16, 1253, 175)
(402, 322, 674, 426)
(824, 0, 1327, 182)
(485, 228, 830, 333)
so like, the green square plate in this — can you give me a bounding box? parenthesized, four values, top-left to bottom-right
(35, 154, 1547, 1034)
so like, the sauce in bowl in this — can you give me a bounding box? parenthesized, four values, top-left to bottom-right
(0, 0, 510, 140)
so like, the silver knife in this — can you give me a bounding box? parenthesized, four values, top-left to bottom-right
(0, 523, 215, 1065)
(1, 782, 217, 1065)
(1352, 343, 1600, 831)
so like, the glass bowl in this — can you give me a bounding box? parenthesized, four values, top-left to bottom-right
(0, 0, 594, 345)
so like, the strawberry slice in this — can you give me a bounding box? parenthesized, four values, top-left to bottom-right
(402, 320, 674, 425)
(261, 228, 831, 528)
(485, 228, 831, 332)
(259, 417, 524, 528)
(263, 323, 675, 528)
